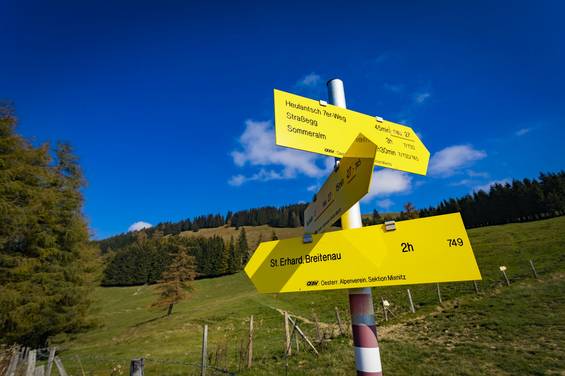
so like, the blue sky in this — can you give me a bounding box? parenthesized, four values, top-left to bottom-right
(1, 0, 564, 239)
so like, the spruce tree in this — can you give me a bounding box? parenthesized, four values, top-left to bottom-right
(227, 236, 237, 273)
(217, 237, 229, 275)
(256, 233, 263, 250)
(152, 247, 196, 316)
(237, 227, 249, 267)
(0, 105, 92, 346)
(372, 209, 382, 224)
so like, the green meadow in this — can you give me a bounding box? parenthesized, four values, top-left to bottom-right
(55, 217, 564, 375)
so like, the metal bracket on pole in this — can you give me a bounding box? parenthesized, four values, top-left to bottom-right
(303, 233, 313, 244)
(319, 100, 328, 106)
(333, 162, 340, 172)
(384, 220, 396, 231)
(375, 116, 384, 123)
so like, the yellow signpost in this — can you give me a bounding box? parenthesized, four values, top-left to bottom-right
(304, 133, 377, 234)
(274, 89, 430, 175)
(245, 213, 481, 294)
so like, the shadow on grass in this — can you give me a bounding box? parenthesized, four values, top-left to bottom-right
(132, 314, 169, 327)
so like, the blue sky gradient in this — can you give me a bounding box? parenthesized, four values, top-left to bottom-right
(1, 0, 564, 238)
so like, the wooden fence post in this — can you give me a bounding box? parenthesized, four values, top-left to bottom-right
(25, 349, 36, 376)
(313, 313, 322, 343)
(130, 358, 144, 376)
(529, 259, 539, 279)
(284, 311, 291, 356)
(381, 298, 389, 322)
(76, 355, 86, 376)
(45, 347, 56, 376)
(53, 357, 68, 376)
(6, 348, 20, 376)
(201, 325, 208, 376)
(499, 266, 511, 286)
(34, 365, 45, 376)
(334, 307, 345, 336)
(407, 289, 416, 313)
(286, 316, 319, 356)
(247, 315, 253, 368)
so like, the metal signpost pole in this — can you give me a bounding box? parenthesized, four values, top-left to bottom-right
(327, 79, 383, 376)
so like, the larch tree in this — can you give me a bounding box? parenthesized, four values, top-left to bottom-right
(152, 245, 197, 316)
(402, 202, 419, 219)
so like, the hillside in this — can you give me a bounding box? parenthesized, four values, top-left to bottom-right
(53, 217, 564, 375)
(179, 225, 342, 251)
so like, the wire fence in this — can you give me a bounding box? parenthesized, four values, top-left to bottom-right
(1, 252, 557, 376)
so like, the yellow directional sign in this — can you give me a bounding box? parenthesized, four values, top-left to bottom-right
(245, 213, 481, 293)
(304, 134, 377, 234)
(274, 89, 430, 175)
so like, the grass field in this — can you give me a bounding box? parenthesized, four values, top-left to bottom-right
(54, 217, 565, 375)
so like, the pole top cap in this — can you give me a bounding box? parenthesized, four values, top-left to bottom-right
(326, 78, 343, 86)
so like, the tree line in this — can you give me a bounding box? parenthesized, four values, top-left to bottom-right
(361, 172, 565, 228)
(98, 172, 565, 255)
(97, 203, 306, 253)
(419, 172, 565, 228)
(102, 228, 250, 286)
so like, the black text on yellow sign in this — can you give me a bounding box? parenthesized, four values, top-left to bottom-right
(304, 133, 377, 235)
(273, 89, 430, 175)
(245, 213, 481, 293)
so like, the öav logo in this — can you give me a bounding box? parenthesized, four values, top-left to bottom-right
(306, 280, 319, 286)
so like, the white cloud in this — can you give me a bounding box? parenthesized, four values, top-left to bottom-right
(467, 170, 489, 178)
(306, 184, 319, 192)
(429, 145, 487, 177)
(450, 178, 475, 187)
(450, 171, 489, 186)
(128, 221, 152, 232)
(228, 174, 246, 187)
(362, 169, 412, 202)
(377, 198, 394, 209)
(414, 92, 431, 104)
(374, 53, 389, 64)
(228, 169, 284, 186)
(515, 128, 532, 136)
(229, 120, 329, 186)
(473, 178, 511, 193)
(297, 73, 322, 87)
(383, 83, 403, 93)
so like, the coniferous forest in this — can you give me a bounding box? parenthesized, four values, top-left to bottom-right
(99, 172, 565, 254)
(97, 204, 306, 253)
(98, 171, 565, 288)
(418, 172, 565, 227)
(101, 230, 250, 286)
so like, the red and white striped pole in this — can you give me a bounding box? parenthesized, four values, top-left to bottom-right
(328, 78, 383, 376)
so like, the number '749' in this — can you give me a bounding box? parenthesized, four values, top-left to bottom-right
(447, 238, 464, 247)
